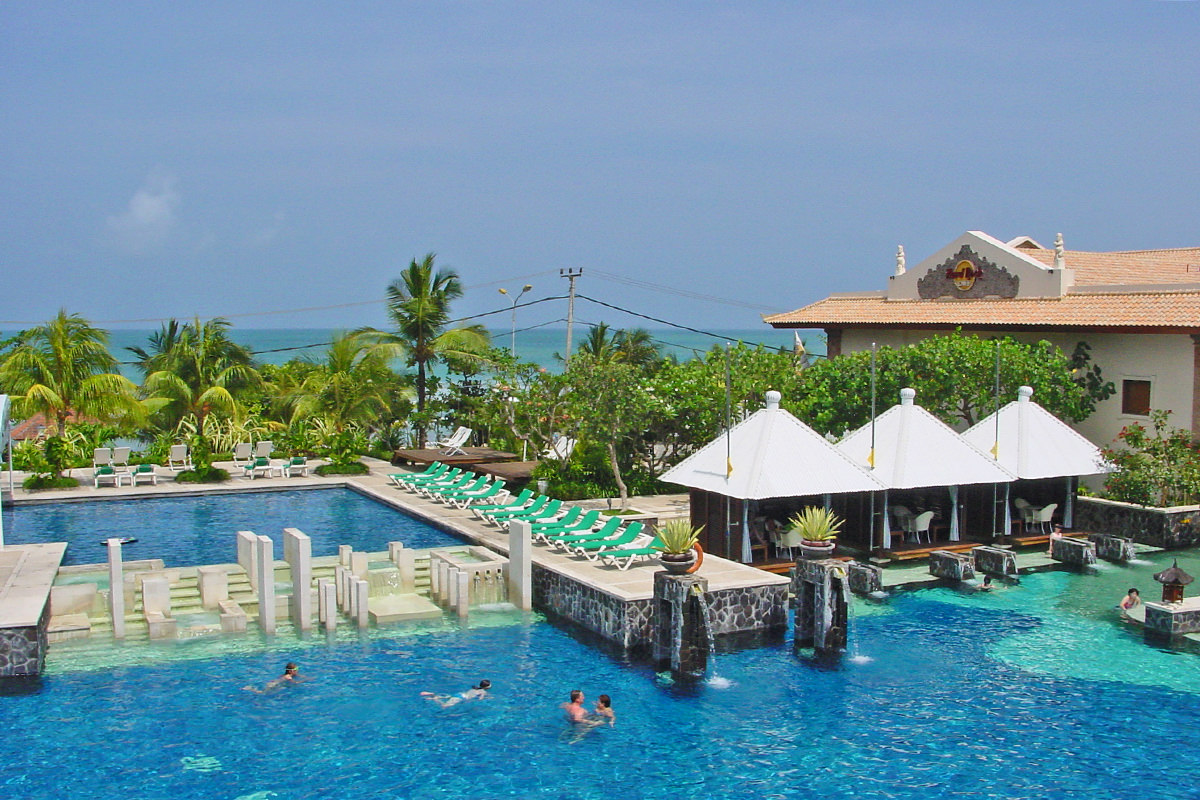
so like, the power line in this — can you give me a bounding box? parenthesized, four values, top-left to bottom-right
(589, 269, 780, 312)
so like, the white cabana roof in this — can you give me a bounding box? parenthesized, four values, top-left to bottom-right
(660, 391, 886, 500)
(838, 388, 1015, 489)
(962, 385, 1109, 479)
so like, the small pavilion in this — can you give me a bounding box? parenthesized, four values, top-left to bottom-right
(962, 385, 1109, 534)
(660, 391, 884, 564)
(837, 388, 1015, 551)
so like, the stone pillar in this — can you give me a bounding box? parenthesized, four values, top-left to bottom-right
(446, 567, 459, 609)
(355, 579, 369, 628)
(507, 520, 533, 611)
(846, 561, 883, 595)
(457, 570, 471, 619)
(1088, 533, 1136, 563)
(388, 541, 405, 563)
(1050, 536, 1097, 567)
(319, 580, 337, 632)
(106, 538, 126, 639)
(972, 546, 1018, 577)
(197, 566, 228, 609)
(929, 550, 976, 581)
(283, 527, 313, 631)
(255, 535, 276, 635)
(350, 551, 369, 580)
(339, 545, 352, 567)
(236, 531, 259, 589)
(653, 572, 711, 680)
(397, 549, 416, 593)
(792, 559, 849, 653)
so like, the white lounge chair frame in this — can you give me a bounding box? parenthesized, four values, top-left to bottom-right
(436, 427, 472, 456)
(167, 443, 192, 471)
(232, 442, 253, 468)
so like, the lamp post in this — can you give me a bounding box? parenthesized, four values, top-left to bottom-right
(498, 284, 533, 357)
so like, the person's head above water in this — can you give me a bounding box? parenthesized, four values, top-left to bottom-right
(982, 575, 993, 586)
(570, 689, 583, 703)
(284, 662, 298, 674)
(1129, 588, 1139, 596)
(475, 680, 491, 690)
(597, 694, 611, 709)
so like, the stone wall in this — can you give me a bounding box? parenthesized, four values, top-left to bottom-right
(1144, 602, 1200, 637)
(1075, 497, 1200, 549)
(0, 604, 48, 678)
(532, 563, 786, 652)
(929, 551, 975, 581)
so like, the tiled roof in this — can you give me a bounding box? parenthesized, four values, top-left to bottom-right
(1022, 247, 1200, 286)
(764, 290, 1200, 330)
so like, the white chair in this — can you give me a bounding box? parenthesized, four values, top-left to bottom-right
(541, 436, 577, 461)
(284, 456, 309, 478)
(131, 464, 158, 485)
(913, 511, 936, 544)
(1035, 503, 1058, 534)
(1013, 498, 1036, 532)
(167, 444, 191, 471)
(93, 447, 113, 469)
(112, 446, 132, 476)
(232, 442, 253, 468)
(254, 440, 274, 459)
(775, 528, 804, 560)
(890, 505, 915, 542)
(436, 427, 472, 456)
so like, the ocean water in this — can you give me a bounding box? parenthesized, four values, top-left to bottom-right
(5, 326, 820, 380)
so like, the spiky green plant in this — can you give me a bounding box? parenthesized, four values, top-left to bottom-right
(654, 518, 701, 554)
(787, 506, 843, 542)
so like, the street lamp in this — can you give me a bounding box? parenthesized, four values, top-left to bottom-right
(498, 284, 533, 356)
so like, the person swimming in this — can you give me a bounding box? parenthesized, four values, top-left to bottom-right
(244, 662, 303, 694)
(561, 689, 588, 724)
(421, 679, 491, 708)
(591, 694, 615, 727)
(1120, 588, 1141, 611)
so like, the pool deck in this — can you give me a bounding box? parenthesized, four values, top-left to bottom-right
(0, 458, 787, 605)
(0, 542, 67, 628)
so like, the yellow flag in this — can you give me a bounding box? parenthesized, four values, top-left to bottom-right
(867, 448, 875, 469)
(726, 458, 734, 477)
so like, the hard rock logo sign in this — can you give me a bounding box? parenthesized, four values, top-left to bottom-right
(947, 259, 983, 291)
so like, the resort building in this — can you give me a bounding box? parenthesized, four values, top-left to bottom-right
(764, 231, 1200, 448)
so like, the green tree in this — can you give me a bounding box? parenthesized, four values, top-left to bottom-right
(0, 310, 141, 434)
(564, 353, 662, 509)
(794, 330, 1106, 436)
(359, 253, 489, 446)
(1102, 411, 1200, 506)
(142, 317, 261, 436)
(286, 332, 406, 433)
(573, 323, 663, 370)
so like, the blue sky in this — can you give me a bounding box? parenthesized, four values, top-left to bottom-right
(1, 2, 1197, 332)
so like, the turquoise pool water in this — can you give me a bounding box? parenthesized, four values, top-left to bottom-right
(5, 489, 464, 566)
(3, 550, 1200, 798)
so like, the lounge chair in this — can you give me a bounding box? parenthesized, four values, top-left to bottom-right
(131, 463, 158, 486)
(532, 509, 601, 544)
(93, 464, 128, 489)
(548, 516, 623, 550)
(93, 447, 113, 469)
(112, 446, 132, 476)
(242, 456, 281, 479)
(284, 456, 309, 477)
(568, 522, 647, 560)
(541, 436, 577, 461)
(530, 506, 583, 533)
(397, 466, 461, 490)
(471, 489, 533, 518)
(167, 443, 191, 471)
(435, 426, 472, 456)
(415, 472, 477, 498)
(232, 442, 253, 469)
(445, 481, 508, 509)
(484, 495, 550, 525)
(423, 473, 487, 500)
(597, 535, 664, 570)
(389, 462, 446, 487)
(254, 440, 274, 459)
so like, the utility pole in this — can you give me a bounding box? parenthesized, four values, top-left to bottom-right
(560, 267, 583, 359)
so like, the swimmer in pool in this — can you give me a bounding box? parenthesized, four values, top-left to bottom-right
(561, 689, 588, 724)
(244, 662, 303, 693)
(421, 679, 491, 708)
(591, 694, 615, 727)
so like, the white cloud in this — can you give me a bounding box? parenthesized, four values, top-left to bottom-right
(105, 170, 180, 254)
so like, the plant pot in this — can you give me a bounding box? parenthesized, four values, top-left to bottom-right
(659, 553, 697, 575)
(799, 541, 836, 561)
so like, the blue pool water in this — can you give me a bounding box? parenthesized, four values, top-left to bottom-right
(4, 558, 1200, 799)
(4, 489, 464, 566)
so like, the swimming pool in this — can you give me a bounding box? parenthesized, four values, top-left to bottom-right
(3, 550, 1200, 799)
(4, 488, 465, 566)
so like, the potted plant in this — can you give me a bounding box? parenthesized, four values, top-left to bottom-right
(788, 506, 843, 560)
(655, 519, 703, 574)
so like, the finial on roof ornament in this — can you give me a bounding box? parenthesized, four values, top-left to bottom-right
(1053, 233, 1065, 270)
(895, 245, 906, 276)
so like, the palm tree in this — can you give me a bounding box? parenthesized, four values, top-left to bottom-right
(287, 333, 407, 433)
(360, 253, 489, 446)
(575, 323, 661, 370)
(0, 309, 140, 434)
(126, 319, 185, 379)
(142, 318, 260, 435)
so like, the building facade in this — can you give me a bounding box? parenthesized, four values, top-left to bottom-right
(765, 231, 1200, 448)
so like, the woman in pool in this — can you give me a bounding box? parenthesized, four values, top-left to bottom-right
(591, 694, 615, 727)
(1120, 588, 1141, 611)
(245, 662, 303, 694)
(421, 679, 491, 708)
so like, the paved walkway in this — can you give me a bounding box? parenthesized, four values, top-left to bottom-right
(1, 458, 785, 603)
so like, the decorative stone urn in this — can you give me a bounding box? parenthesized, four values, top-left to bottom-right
(659, 552, 697, 574)
(799, 541, 836, 561)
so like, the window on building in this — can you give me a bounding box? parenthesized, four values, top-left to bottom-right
(1121, 379, 1152, 416)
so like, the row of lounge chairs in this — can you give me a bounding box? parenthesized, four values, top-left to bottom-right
(389, 462, 663, 570)
(91, 443, 310, 488)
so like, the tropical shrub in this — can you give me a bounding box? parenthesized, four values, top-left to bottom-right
(654, 519, 701, 554)
(1102, 411, 1200, 506)
(788, 506, 843, 542)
